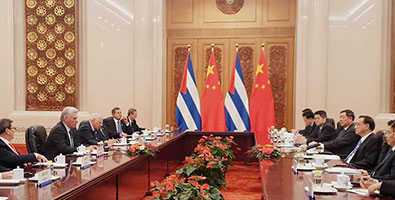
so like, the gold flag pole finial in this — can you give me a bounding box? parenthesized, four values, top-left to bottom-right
(211, 44, 215, 52)
(261, 43, 265, 51)
(187, 44, 191, 52)
(236, 43, 239, 52)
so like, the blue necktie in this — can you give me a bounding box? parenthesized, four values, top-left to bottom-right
(117, 120, 122, 133)
(345, 139, 362, 163)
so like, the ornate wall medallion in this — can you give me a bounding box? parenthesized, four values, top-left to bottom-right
(37, 57, 47, 68)
(46, 83, 56, 93)
(37, 40, 47, 51)
(36, 6, 47, 16)
(55, 91, 66, 102)
(27, 48, 38, 60)
(27, 32, 38, 43)
(45, 0, 56, 8)
(64, 48, 74, 60)
(55, 23, 65, 34)
(27, 83, 38, 93)
(45, 32, 56, 42)
(55, 40, 65, 50)
(26, 0, 37, 9)
(26, 14, 38, 26)
(37, 74, 48, 85)
(64, 31, 74, 42)
(45, 66, 56, 76)
(54, 6, 65, 16)
(37, 23, 47, 34)
(65, 83, 75, 94)
(37, 92, 47, 101)
(64, 14, 74, 25)
(64, 66, 75, 77)
(55, 74, 66, 85)
(64, 0, 74, 8)
(27, 65, 38, 77)
(45, 14, 56, 25)
(45, 48, 56, 59)
(215, 0, 244, 15)
(55, 57, 66, 68)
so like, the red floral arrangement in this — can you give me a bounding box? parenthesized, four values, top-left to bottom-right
(247, 144, 283, 160)
(127, 143, 157, 157)
(150, 174, 222, 200)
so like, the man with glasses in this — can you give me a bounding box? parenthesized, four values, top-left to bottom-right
(0, 118, 47, 171)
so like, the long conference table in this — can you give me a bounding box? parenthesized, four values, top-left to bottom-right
(0, 131, 255, 200)
(260, 152, 394, 200)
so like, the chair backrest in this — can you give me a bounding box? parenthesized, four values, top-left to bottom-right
(25, 125, 47, 154)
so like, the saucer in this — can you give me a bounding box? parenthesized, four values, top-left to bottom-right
(331, 181, 352, 191)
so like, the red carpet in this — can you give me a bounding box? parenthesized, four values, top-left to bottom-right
(142, 162, 262, 200)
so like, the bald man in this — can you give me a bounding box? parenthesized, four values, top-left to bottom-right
(76, 114, 109, 146)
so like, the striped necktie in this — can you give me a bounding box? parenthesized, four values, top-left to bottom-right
(69, 130, 74, 147)
(345, 139, 363, 163)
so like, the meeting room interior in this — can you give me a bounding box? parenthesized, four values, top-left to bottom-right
(0, 0, 394, 199)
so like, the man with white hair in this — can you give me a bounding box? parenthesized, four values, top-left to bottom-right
(45, 107, 93, 160)
(76, 113, 115, 146)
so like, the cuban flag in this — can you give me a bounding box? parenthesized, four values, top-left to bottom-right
(175, 50, 201, 132)
(225, 51, 250, 131)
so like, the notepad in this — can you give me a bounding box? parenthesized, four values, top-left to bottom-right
(325, 167, 360, 174)
(312, 154, 340, 160)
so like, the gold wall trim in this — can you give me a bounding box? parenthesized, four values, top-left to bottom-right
(167, 27, 295, 38)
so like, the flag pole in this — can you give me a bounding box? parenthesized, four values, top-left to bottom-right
(261, 43, 264, 51)
(211, 44, 215, 52)
(187, 44, 191, 52)
(236, 43, 239, 52)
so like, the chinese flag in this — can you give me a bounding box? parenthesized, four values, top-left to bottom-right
(250, 48, 276, 144)
(201, 51, 226, 131)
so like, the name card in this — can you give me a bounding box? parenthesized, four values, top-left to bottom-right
(37, 169, 52, 188)
(80, 156, 91, 170)
(96, 146, 104, 157)
(81, 167, 91, 181)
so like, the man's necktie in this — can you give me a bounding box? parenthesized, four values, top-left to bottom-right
(345, 139, 363, 163)
(117, 120, 122, 133)
(69, 130, 74, 147)
(9, 143, 19, 155)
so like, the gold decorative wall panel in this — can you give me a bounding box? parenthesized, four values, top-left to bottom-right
(25, 0, 78, 111)
(167, 0, 296, 129)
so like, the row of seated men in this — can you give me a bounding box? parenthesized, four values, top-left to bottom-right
(0, 106, 144, 179)
(296, 108, 395, 197)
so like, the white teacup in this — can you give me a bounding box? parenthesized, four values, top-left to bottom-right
(12, 167, 24, 180)
(77, 145, 86, 154)
(54, 154, 66, 165)
(337, 173, 350, 188)
(314, 157, 325, 167)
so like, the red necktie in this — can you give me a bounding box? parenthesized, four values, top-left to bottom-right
(9, 143, 20, 155)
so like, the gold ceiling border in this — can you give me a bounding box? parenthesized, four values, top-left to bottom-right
(167, 27, 295, 38)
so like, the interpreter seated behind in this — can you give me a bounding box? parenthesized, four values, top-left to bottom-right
(0, 118, 47, 171)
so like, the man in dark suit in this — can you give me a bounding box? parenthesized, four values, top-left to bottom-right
(0, 119, 47, 170)
(345, 115, 380, 170)
(102, 107, 128, 139)
(76, 114, 116, 146)
(45, 107, 94, 160)
(320, 109, 360, 157)
(123, 108, 145, 135)
(298, 108, 316, 138)
(305, 110, 337, 144)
